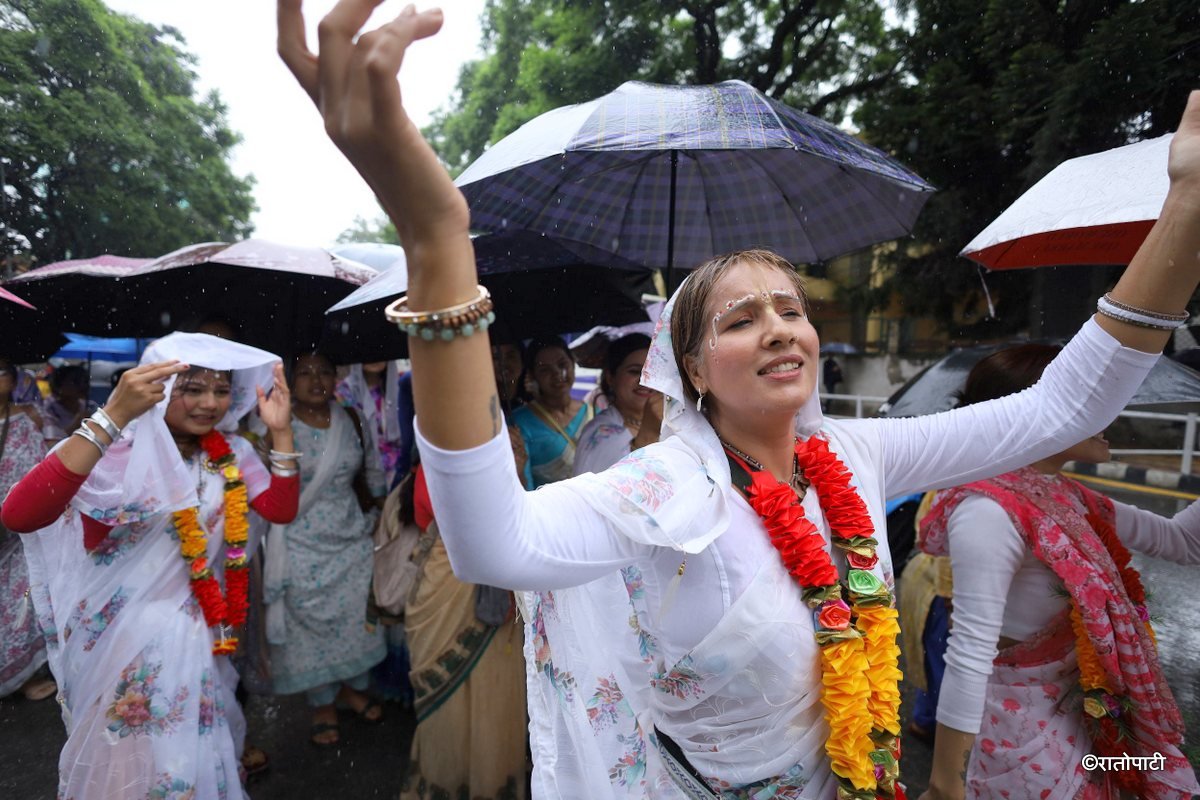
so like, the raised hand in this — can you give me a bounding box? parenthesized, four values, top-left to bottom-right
(103, 361, 190, 429)
(1168, 91, 1200, 204)
(276, 0, 469, 247)
(257, 363, 292, 434)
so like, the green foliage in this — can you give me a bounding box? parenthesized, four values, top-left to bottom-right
(857, 0, 1200, 335)
(0, 0, 255, 266)
(425, 0, 906, 172)
(336, 214, 400, 245)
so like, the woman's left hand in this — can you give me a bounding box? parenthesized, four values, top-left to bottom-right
(258, 363, 292, 433)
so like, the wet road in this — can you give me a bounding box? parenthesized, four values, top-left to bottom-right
(2, 483, 1197, 798)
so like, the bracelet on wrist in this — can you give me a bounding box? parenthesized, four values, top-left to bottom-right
(268, 449, 303, 460)
(87, 408, 122, 442)
(270, 466, 299, 478)
(72, 424, 108, 457)
(385, 285, 496, 342)
(1096, 294, 1188, 331)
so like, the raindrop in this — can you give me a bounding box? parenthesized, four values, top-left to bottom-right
(610, 237, 621, 252)
(161, 311, 172, 327)
(500, 218, 508, 228)
(340, 321, 350, 335)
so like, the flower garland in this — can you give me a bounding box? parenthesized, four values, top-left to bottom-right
(173, 431, 250, 656)
(725, 435, 903, 800)
(1070, 508, 1155, 797)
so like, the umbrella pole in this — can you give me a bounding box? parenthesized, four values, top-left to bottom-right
(665, 149, 678, 292)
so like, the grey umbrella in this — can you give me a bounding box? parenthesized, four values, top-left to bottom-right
(455, 80, 934, 287)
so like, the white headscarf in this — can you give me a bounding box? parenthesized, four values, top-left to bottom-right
(341, 361, 402, 447)
(74, 333, 279, 523)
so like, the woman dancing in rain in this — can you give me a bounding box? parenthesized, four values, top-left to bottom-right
(277, 3, 1200, 796)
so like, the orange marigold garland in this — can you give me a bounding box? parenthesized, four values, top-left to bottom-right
(727, 435, 904, 800)
(172, 430, 250, 656)
(1070, 508, 1154, 796)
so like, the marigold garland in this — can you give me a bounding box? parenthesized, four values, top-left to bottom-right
(727, 435, 903, 800)
(1070, 508, 1154, 796)
(172, 431, 249, 656)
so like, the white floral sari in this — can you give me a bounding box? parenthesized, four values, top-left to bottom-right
(22, 334, 276, 800)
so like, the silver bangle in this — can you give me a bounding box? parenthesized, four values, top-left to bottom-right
(1096, 295, 1188, 331)
(269, 449, 303, 460)
(270, 466, 299, 478)
(72, 424, 108, 457)
(87, 408, 121, 442)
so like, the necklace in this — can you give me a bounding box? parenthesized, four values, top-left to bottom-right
(173, 431, 250, 656)
(724, 436, 901, 799)
(719, 437, 810, 495)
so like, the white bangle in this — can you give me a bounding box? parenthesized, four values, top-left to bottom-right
(72, 424, 108, 457)
(88, 408, 121, 442)
(1096, 294, 1188, 331)
(269, 449, 303, 460)
(270, 465, 299, 478)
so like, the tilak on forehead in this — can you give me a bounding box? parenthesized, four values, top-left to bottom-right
(708, 289, 806, 352)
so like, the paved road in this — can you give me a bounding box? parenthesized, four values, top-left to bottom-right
(2, 483, 1196, 798)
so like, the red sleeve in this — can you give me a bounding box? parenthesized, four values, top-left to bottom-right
(1, 453, 89, 533)
(414, 464, 434, 532)
(249, 473, 300, 524)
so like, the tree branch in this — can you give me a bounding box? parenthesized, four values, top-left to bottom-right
(807, 58, 904, 117)
(751, 0, 820, 92)
(770, 18, 835, 99)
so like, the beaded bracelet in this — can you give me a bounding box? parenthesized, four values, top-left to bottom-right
(385, 285, 496, 341)
(1096, 294, 1189, 331)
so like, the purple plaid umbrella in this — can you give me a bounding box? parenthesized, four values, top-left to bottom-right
(456, 80, 934, 284)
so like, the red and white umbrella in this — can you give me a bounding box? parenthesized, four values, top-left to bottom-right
(961, 133, 1172, 270)
(0, 285, 35, 309)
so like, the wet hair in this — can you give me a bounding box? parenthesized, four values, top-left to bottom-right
(957, 344, 1060, 407)
(523, 337, 573, 373)
(670, 249, 808, 404)
(173, 365, 233, 393)
(49, 364, 89, 393)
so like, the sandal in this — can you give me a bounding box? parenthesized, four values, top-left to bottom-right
(351, 700, 384, 725)
(241, 744, 270, 776)
(310, 721, 340, 748)
(21, 677, 57, 702)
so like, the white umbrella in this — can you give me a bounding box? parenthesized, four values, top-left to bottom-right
(961, 134, 1172, 270)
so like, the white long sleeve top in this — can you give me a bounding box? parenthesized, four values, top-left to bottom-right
(936, 489, 1200, 734)
(417, 320, 1158, 664)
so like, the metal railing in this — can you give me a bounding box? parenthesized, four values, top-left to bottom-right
(824, 394, 1200, 475)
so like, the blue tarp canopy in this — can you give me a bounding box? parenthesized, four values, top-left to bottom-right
(54, 334, 145, 361)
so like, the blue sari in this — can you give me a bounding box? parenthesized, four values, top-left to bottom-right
(511, 402, 592, 488)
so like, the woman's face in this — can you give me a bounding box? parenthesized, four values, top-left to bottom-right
(1058, 431, 1112, 465)
(292, 354, 336, 408)
(608, 348, 651, 418)
(164, 369, 233, 437)
(686, 260, 819, 425)
(531, 346, 575, 402)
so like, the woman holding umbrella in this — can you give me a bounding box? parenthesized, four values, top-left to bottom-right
(1, 335, 299, 799)
(277, 4, 1200, 797)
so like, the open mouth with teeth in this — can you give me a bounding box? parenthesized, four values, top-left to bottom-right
(759, 361, 802, 375)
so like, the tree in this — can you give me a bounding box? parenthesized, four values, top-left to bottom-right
(336, 214, 400, 245)
(856, 0, 1200, 337)
(426, 0, 906, 172)
(0, 0, 255, 268)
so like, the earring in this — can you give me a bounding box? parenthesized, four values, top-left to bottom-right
(696, 392, 705, 413)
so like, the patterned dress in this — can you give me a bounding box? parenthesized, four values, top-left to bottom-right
(0, 408, 48, 696)
(268, 415, 386, 695)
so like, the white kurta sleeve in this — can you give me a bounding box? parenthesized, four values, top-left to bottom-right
(416, 421, 648, 591)
(936, 495, 1027, 734)
(1114, 498, 1200, 565)
(850, 319, 1159, 498)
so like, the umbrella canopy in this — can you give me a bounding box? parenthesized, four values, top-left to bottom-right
(879, 341, 1200, 417)
(0, 286, 34, 309)
(322, 233, 657, 363)
(455, 80, 934, 281)
(4, 240, 376, 359)
(53, 333, 145, 362)
(962, 134, 1172, 270)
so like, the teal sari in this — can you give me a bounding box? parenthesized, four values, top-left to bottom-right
(511, 402, 592, 488)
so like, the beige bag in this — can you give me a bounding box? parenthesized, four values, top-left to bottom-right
(371, 483, 421, 617)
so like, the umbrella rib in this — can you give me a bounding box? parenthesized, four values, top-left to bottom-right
(728, 151, 820, 260)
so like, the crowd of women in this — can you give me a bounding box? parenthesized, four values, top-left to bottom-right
(1, 2, 1199, 799)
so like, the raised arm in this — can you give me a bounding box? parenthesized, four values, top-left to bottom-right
(277, 1, 497, 452)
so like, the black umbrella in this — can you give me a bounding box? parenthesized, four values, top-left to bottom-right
(321, 233, 657, 363)
(4, 240, 376, 360)
(879, 343, 1200, 417)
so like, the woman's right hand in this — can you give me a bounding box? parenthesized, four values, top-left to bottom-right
(276, 1, 469, 250)
(102, 361, 190, 430)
